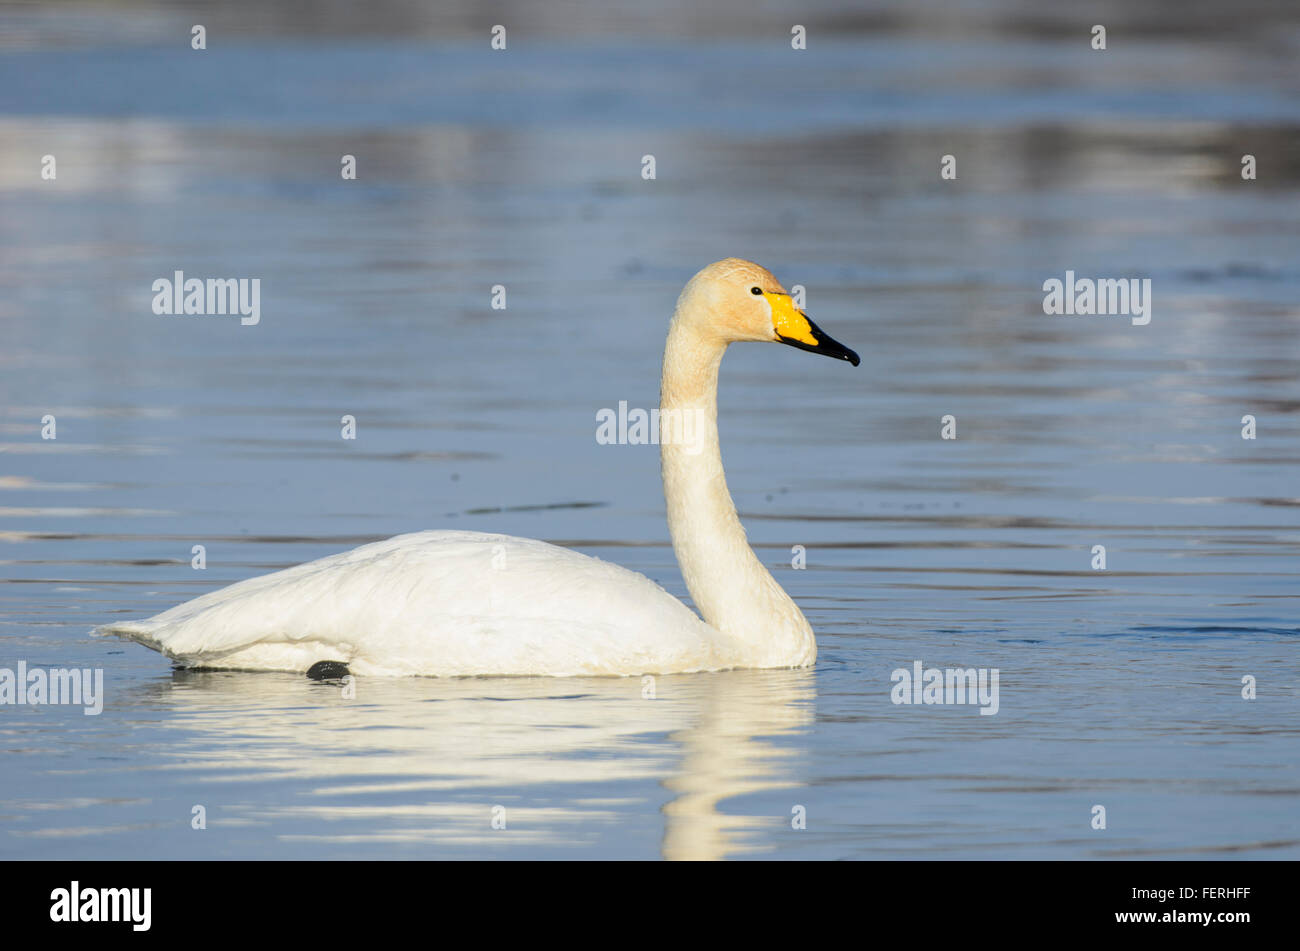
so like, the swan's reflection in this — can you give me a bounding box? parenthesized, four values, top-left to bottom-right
(662, 669, 813, 860)
(135, 666, 814, 859)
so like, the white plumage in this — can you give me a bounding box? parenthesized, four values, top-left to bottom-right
(98, 259, 859, 677)
(103, 531, 732, 676)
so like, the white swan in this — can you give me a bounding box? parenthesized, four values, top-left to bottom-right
(98, 259, 859, 677)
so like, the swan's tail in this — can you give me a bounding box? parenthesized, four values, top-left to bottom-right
(93, 617, 349, 674)
(93, 620, 167, 653)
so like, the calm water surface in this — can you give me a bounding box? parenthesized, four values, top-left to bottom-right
(1, 1, 1297, 859)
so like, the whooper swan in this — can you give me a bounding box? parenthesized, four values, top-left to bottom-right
(98, 259, 859, 677)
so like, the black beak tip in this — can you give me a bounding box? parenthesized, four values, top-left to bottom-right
(777, 331, 861, 367)
(795, 315, 860, 367)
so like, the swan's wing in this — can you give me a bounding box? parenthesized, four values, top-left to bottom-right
(97, 531, 730, 676)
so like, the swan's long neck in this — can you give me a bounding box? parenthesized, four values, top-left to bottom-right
(659, 309, 816, 667)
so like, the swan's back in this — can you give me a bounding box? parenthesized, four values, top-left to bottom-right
(98, 531, 732, 676)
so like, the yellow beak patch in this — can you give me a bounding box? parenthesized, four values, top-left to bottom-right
(764, 292, 818, 346)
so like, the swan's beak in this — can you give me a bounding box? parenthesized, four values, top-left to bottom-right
(766, 292, 861, 366)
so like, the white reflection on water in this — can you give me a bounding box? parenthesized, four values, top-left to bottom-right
(119, 667, 814, 860)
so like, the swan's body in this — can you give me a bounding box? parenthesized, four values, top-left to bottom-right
(104, 532, 732, 677)
(99, 259, 859, 677)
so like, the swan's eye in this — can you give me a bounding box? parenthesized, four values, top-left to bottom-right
(750, 286, 762, 295)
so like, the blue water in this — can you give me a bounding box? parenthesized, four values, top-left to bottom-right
(1, 0, 1297, 859)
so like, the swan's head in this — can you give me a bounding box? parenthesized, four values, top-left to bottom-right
(678, 258, 860, 366)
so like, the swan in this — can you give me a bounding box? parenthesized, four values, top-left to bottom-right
(97, 258, 859, 677)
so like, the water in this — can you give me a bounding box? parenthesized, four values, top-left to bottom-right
(1, 0, 1297, 859)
